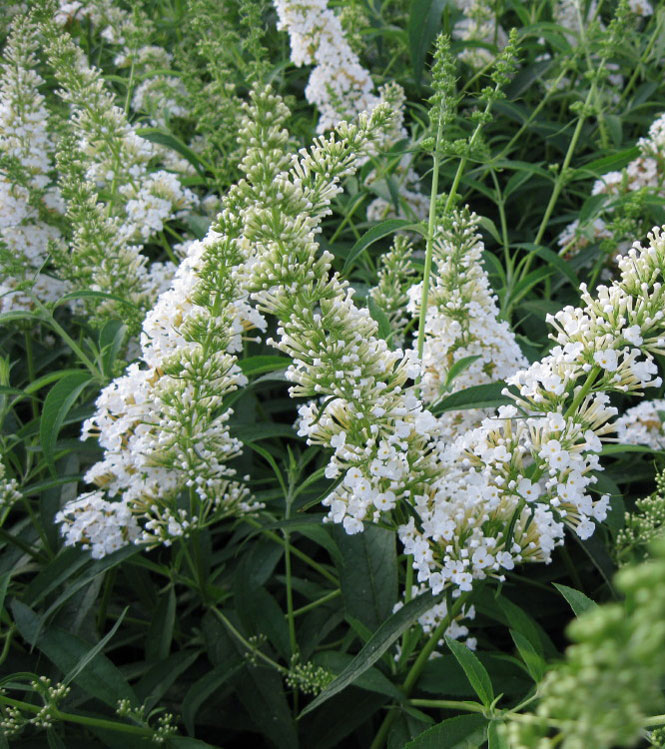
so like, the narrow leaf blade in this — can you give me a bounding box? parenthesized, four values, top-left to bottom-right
(445, 637, 494, 707)
(300, 590, 440, 716)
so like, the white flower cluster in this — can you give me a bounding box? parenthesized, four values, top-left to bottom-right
(0, 459, 21, 511)
(627, 0, 654, 16)
(407, 210, 527, 441)
(616, 399, 665, 450)
(453, 0, 507, 69)
(239, 104, 443, 537)
(370, 234, 417, 347)
(0, 14, 66, 312)
(272, 1, 427, 221)
(557, 0, 654, 23)
(559, 110, 665, 266)
(114, 45, 190, 131)
(54, 0, 149, 48)
(58, 86, 295, 557)
(56, 490, 140, 559)
(399, 226, 665, 596)
(272, 0, 377, 133)
(393, 589, 477, 658)
(44, 25, 196, 243)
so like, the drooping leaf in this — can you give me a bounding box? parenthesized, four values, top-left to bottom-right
(236, 664, 299, 749)
(40, 371, 92, 468)
(145, 586, 176, 662)
(432, 382, 512, 414)
(301, 590, 441, 716)
(11, 600, 136, 708)
(405, 714, 488, 748)
(333, 524, 398, 632)
(342, 219, 414, 273)
(553, 583, 597, 617)
(136, 127, 207, 174)
(408, 0, 447, 85)
(509, 629, 545, 682)
(445, 637, 494, 707)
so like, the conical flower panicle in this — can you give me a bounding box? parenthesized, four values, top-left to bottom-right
(57, 86, 294, 556)
(0, 11, 66, 312)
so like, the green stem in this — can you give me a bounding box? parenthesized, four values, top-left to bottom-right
(409, 698, 485, 713)
(244, 518, 339, 586)
(159, 230, 179, 265)
(645, 714, 665, 727)
(284, 529, 297, 657)
(24, 332, 38, 421)
(290, 589, 341, 618)
(370, 592, 471, 749)
(533, 86, 594, 249)
(0, 626, 14, 666)
(416, 117, 444, 363)
(0, 695, 155, 737)
(211, 606, 287, 674)
(618, 12, 662, 105)
(564, 365, 600, 420)
(398, 557, 415, 670)
(575, 1, 608, 150)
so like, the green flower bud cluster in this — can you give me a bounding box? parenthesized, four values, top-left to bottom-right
(616, 470, 665, 565)
(504, 536, 665, 748)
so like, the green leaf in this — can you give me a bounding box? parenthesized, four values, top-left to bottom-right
(38, 546, 139, 631)
(553, 583, 597, 617)
(40, 372, 92, 468)
(11, 600, 136, 708)
(0, 310, 43, 326)
(168, 738, 220, 748)
(184, 214, 212, 239)
(600, 443, 664, 455)
(578, 146, 640, 176)
(505, 58, 553, 98)
(235, 584, 292, 660)
(182, 663, 243, 736)
(405, 714, 487, 748)
(63, 606, 128, 686)
(136, 127, 207, 174)
(236, 665, 298, 749)
(314, 651, 403, 700)
(575, 533, 616, 594)
(98, 319, 128, 378)
(495, 596, 554, 658)
(136, 649, 201, 712)
(24, 548, 89, 607)
(445, 637, 494, 707)
(236, 423, 296, 443)
(55, 290, 140, 310)
(238, 355, 291, 377)
(300, 590, 441, 716)
(445, 355, 482, 388)
(579, 193, 607, 224)
(477, 216, 502, 245)
(509, 629, 545, 682)
(24, 368, 93, 395)
(408, 0, 447, 85)
(368, 296, 392, 341)
(0, 573, 10, 614)
(146, 586, 176, 662)
(487, 721, 509, 749)
(432, 382, 511, 414)
(513, 243, 579, 287)
(419, 654, 530, 697)
(342, 219, 414, 273)
(47, 729, 67, 749)
(333, 524, 398, 632)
